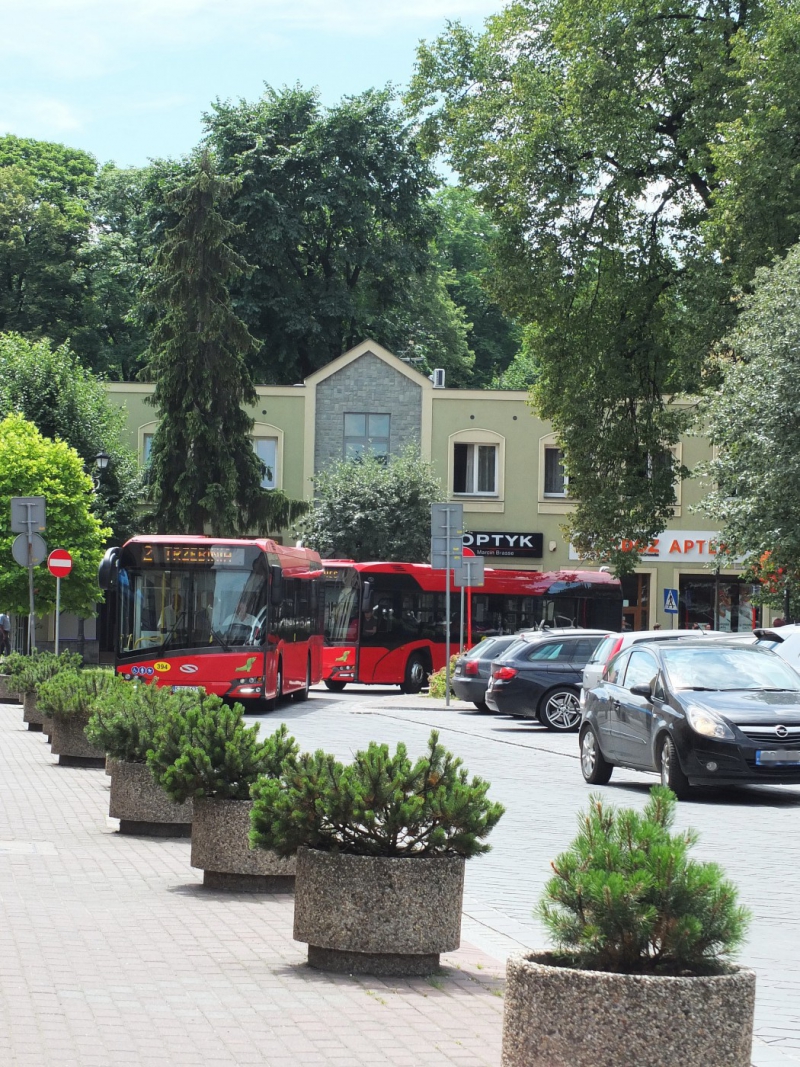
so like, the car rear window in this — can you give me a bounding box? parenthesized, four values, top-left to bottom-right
(588, 635, 619, 665)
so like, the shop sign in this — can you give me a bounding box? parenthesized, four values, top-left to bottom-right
(463, 531, 544, 558)
(569, 530, 722, 563)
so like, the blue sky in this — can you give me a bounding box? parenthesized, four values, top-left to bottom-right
(0, 0, 501, 168)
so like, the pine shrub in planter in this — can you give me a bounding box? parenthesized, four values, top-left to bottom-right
(37, 668, 115, 766)
(251, 729, 504, 974)
(501, 787, 755, 1067)
(0, 651, 28, 702)
(18, 651, 83, 730)
(89, 681, 196, 835)
(152, 699, 299, 890)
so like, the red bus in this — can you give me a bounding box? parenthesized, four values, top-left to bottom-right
(99, 535, 324, 708)
(322, 562, 623, 693)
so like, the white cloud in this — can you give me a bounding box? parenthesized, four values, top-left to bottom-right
(0, 0, 500, 78)
(0, 94, 83, 136)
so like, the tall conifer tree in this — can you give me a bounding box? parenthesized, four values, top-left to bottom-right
(143, 150, 305, 536)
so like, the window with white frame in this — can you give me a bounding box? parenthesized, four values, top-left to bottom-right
(543, 446, 568, 496)
(343, 413, 390, 460)
(143, 433, 154, 465)
(253, 437, 278, 489)
(453, 442, 498, 496)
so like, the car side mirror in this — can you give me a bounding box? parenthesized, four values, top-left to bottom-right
(630, 683, 653, 700)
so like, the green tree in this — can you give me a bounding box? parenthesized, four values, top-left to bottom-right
(298, 445, 440, 561)
(0, 414, 109, 616)
(143, 149, 306, 536)
(0, 135, 97, 347)
(408, 0, 797, 571)
(699, 241, 800, 599)
(0, 333, 141, 544)
(206, 85, 474, 383)
(431, 187, 522, 386)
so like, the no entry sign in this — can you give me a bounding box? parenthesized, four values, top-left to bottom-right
(47, 549, 73, 578)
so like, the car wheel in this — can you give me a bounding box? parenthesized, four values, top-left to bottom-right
(324, 679, 347, 692)
(579, 725, 613, 785)
(659, 735, 691, 799)
(400, 653, 428, 694)
(538, 687, 582, 731)
(473, 700, 490, 712)
(294, 659, 310, 702)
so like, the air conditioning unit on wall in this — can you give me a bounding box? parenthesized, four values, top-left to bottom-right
(431, 368, 446, 389)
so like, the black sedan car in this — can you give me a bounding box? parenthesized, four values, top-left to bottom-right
(580, 640, 800, 797)
(451, 635, 523, 710)
(485, 629, 613, 730)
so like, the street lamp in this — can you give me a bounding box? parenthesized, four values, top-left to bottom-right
(95, 451, 110, 473)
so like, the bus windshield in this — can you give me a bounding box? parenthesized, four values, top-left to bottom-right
(118, 557, 270, 654)
(324, 567, 360, 645)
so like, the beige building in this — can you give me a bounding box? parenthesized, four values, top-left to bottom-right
(105, 339, 761, 638)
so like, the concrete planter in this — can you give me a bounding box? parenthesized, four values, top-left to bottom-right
(293, 847, 465, 976)
(191, 797, 295, 891)
(41, 715, 54, 740)
(501, 952, 756, 1067)
(23, 692, 44, 731)
(50, 715, 106, 767)
(109, 760, 192, 836)
(0, 675, 18, 703)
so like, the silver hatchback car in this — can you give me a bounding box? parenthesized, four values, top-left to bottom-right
(582, 629, 715, 693)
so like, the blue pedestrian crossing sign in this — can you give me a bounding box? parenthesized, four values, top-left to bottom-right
(663, 588, 679, 614)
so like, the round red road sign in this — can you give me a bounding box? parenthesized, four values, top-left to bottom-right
(47, 549, 73, 578)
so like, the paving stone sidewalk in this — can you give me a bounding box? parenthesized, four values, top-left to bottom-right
(0, 701, 504, 1067)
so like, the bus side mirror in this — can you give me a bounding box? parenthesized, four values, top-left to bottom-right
(270, 565, 283, 607)
(98, 546, 120, 591)
(361, 580, 373, 612)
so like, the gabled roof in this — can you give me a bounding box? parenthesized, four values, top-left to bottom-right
(303, 339, 432, 388)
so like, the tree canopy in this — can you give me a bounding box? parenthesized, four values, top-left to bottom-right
(205, 85, 475, 384)
(700, 241, 800, 598)
(0, 414, 109, 617)
(298, 446, 441, 562)
(408, 0, 800, 571)
(143, 150, 307, 536)
(0, 333, 141, 545)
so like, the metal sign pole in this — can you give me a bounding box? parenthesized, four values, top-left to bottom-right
(445, 507, 451, 708)
(459, 583, 465, 653)
(55, 577, 61, 656)
(26, 507, 36, 653)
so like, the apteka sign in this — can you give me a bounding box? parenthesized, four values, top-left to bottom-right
(569, 530, 721, 563)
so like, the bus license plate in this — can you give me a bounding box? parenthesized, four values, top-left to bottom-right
(172, 685, 202, 693)
(756, 750, 800, 766)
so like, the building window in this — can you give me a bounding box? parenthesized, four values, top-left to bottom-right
(544, 447, 567, 496)
(453, 443, 497, 496)
(344, 413, 390, 460)
(253, 437, 277, 489)
(143, 433, 154, 465)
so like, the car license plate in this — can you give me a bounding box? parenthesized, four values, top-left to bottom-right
(756, 750, 800, 766)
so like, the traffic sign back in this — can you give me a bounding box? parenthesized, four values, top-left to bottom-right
(48, 549, 73, 578)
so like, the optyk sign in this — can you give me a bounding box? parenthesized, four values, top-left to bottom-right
(462, 532, 544, 558)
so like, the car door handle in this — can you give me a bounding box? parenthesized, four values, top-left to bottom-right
(612, 700, 621, 711)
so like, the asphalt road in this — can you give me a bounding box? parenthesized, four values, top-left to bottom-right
(255, 683, 800, 1067)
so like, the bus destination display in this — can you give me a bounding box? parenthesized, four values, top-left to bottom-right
(139, 544, 247, 567)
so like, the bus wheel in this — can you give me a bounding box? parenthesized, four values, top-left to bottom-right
(400, 654, 428, 695)
(263, 662, 282, 711)
(324, 679, 347, 692)
(294, 659, 311, 702)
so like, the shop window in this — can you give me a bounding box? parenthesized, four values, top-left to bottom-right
(344, 413, 390, 460)
(678, 576, 761, 633)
